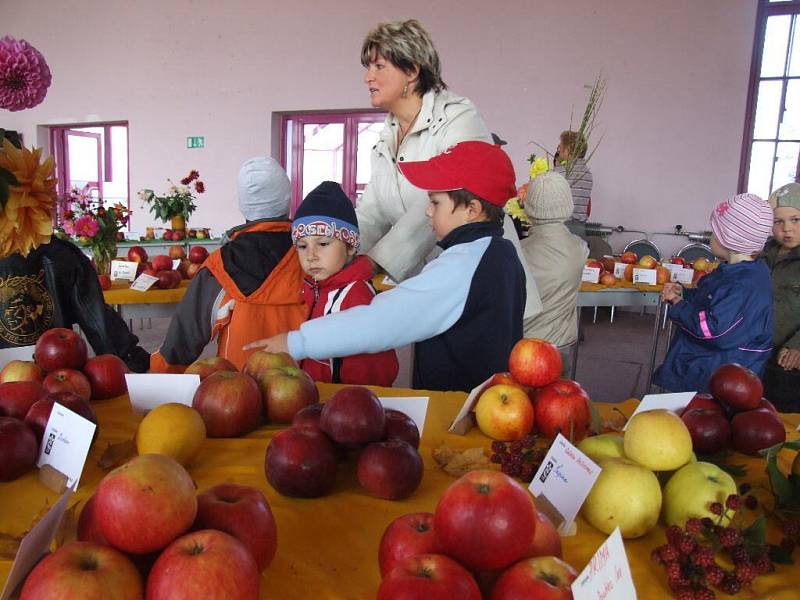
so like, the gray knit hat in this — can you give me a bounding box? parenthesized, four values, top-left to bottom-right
(237, 157, 291, 221)
(770, 182, 800, 211)
(524, 171, 574, 222)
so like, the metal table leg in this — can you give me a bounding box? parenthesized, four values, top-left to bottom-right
(645, 300, 664, 393)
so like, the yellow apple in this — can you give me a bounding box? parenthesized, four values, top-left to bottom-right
(475, 384, 534, 441)
(581, 457, 662, 538)
(662, 461, 737, 527)
(577, 433, 625, 464)
(0, 360, 43, 383)
(693, 257, 710, 272)
(136, 403, 207, 466)
(638, 255, 657, 269)
(624, 409, 693, 471)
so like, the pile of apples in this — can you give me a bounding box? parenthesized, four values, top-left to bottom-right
(586, 252, 720, 287)
(376, 470, 578, 599)
(125, 245, 210, 288)
(19, 455, 275, 599)
(0, 328, 130, 481)
(475, 338, 593, 444)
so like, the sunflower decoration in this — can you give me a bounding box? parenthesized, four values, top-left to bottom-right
(0, 139, 56, 258)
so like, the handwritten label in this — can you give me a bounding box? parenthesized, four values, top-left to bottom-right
(581, 267, 601, 283)
(37, 403, 96, 490)
(613, 263, 628, 278)
(623, 392, 696, 429)
(672, 268, 694, 285)
(632, 268, 656, 285)
(378, 396, 429, 437)
(529, 434, 601, 533)
(125, 373, 201, 412)
(572, 528, 637, 600)
(110, 260, 138, 281)
(130, 273, 158, 291)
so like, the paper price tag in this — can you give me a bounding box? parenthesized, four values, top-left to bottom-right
(623, 391, 696, 429)
(110, 260, 138, 281)
(125, 373, 201, 412)
(378, 396, 429, 437)
(381, 275, 396, 286)
(581, 267, 600, 283)
(613, 262, 627, 278)
(672, 268, 694, 284)
(0, 345, 35, 364)
(632, 268, 656, 285)
(529, 434, 601, 533)
(661, 262, 681, 274)
(130, 273, 158, 291)
(172, 259, 181, 270)
(572, 528, 637, 600)
(37, 403, 96, 490)
(449, 375, 493, 435)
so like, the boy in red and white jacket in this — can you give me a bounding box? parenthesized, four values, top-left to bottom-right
(292, 181, 398, 386)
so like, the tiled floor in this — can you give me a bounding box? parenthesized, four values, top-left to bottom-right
(133, 308, 670, 403)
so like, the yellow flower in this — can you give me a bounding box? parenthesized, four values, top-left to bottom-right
(0, 140, 55, 258)
(504, 197, 530, 224)
(529, 156, 549, 179)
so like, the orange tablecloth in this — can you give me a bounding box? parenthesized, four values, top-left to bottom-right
(103, 279, 190, 306)
(1, 386, 798, 598)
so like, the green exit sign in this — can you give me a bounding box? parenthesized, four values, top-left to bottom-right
(187, 136, 205, 149)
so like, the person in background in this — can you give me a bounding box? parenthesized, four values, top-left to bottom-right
(520, 172, 588, 376)
(245, 141, 525, 393)
(762, 182, 800, 412)
(554, 130, 593, 222)
(290, 181, 398, 386)
(0, 140, 149, 371)
(356, 19, 542, 319)
(150, 157, 306, 372)
(654, 194, 774, 393)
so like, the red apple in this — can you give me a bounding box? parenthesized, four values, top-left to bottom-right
(475, 383, 534, 441)
(42, 368, 92, 400)
(188, 245, 210, 264)
(0, 359, 43, 383)
(292, 402, 324, 428)
(357, 440, 423, 500)
(679, 392, 725, 417)
(709, 363, 763, 412)
(599, 272, 617, 286)
(730, 408, 786, 455)
(623, 263, 635, 282)
(172, 230, 186, 241)
(94, 453, 197, 554)
(508, 338, 562, 388)
(83, 354, 130, 400)
(490, 372, 520, 387)
(620, 251, 637, 264)
(0, 417, 38, 481)
(162, 230, 174, 241)
(192, 371, 262, 437)
(186, 263, 202, 279)
(77, 494, 108, 544)
(320, 385, 385, 448)
(670, 256, 686, 266)
(523, 509, 562, 559)
(601, 257, 616, 273)
(184, 356, 238, 380)
(151, 254, 173, 272)
(586, 259, 603, 270)
(255, 366, 319, 423)
(98, 273, 113, 290)
(265, 425, 338, 498)
(242, 350, 298, 380)
(20, 541, 143, 600)
(377, 554, 481, 600)
(490, 556, 578, 600)
(378, 512, 440, 577)
(156, 269, 181, 289)
(24, 391, 98, 444)
(655, 266, 671, 284)
(169, 244, 187, 260)
(194, 483, 277, 572)
(0, 380, 49, 419)
(681, 408, 731, 454)
(693, 269, 708, 284)
(34, 327, 88, 372)
(177, 258, 191, 279)
(534, 379, 592, 442)
(127, 246, 149, 263)
(147, 529, 259, 600)
(383, 408, 421, 449)
(434, 470, 536, 571)
(758, 398, 778, 414)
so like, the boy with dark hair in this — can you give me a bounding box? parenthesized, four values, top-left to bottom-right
(246, 141, 526, 392)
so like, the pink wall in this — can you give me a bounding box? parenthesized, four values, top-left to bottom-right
(1, 0, 757, 256)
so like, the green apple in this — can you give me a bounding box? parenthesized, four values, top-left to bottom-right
(662, 461, 737, 527)
(624, 409, 692, 471)
(581, 457, 662, 539)
(577, 433, 625, 464)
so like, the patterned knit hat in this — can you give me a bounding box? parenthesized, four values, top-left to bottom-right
(770, 182, 800, 211)
(237, 157, 291, 221)
(709, 193, 773, 255)
(523, 171, 574, 223)
(292, 181, 360, 251)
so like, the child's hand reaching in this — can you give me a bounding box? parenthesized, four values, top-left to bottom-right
(243, 332, 290, 354)
(660, 282, 683, 305)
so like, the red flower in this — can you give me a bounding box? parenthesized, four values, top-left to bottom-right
(194, 180, 205, 193)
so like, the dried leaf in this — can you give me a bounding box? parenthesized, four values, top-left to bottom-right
(432, 444, 490, 477)
(97, 439, 137, 470)
(0, 532, 22, 560)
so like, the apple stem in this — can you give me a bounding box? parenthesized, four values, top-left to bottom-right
(79, 555, 98, 571)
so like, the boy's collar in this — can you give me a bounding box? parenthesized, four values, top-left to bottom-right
(437, 221, 502, 249)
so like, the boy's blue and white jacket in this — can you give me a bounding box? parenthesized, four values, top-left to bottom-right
(653, 260, 773, 393)
(287, 222, 526, 392)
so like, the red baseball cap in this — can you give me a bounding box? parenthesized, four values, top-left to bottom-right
(398, 141, 517, 207)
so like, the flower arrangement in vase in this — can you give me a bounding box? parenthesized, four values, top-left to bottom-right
(138, 170, 204, 231)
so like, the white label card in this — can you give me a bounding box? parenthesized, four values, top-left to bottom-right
(36, 403, 96, 490)
(672, 268, 694, 285)
(172, 259, 181, 270)
(632, 268, 656, 285)
(0, 345, 35, 364)
(381, 275, 396, 286)
(572, 528, 637, 600)
(613, 263, 628, 278)
(378, 396, 429, 437)
(125, 373, 201, 412)
(581, 267, 601, 283)
(623, 391, 697, 429)
(448, 375, 493, 435)
(130, 273, 158, 291)
(110, 260, 138, 281)
(529, 434, 601, 533)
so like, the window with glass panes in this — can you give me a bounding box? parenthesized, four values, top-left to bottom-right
(741, 0, 800, 198)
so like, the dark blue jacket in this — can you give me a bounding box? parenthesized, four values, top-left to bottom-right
(654, 261, 773, 393)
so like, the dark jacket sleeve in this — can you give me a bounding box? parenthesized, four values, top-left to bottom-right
(668, 279, 746, 350)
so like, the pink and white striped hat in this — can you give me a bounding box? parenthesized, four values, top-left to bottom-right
(709, 193, 773, 255)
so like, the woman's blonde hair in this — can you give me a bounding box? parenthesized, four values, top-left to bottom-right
(360, 19, 446, 96)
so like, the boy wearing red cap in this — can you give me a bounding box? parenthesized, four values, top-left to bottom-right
(246, 141, 526, 392)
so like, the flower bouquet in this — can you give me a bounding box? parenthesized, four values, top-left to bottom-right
(138, 170, 204, 230)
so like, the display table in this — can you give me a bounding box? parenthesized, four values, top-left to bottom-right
(103, 280, 190, 324)
(1, 385, 798, 598)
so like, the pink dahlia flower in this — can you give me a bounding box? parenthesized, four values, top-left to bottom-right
(74, 215, 99, 238)
(0, 36, 52, 111)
